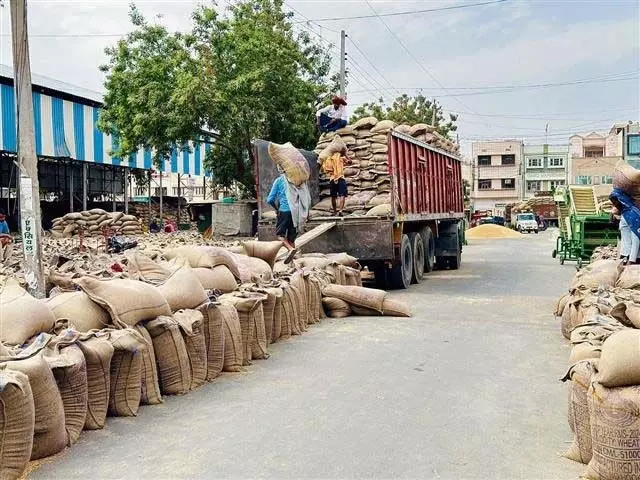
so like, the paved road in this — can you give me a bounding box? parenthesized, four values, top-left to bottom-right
(32, 232, 584, 479)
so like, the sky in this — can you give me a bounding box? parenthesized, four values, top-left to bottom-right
(0, 0, 638, 159)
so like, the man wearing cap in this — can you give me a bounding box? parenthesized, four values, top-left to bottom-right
(316, 96, 348, 133)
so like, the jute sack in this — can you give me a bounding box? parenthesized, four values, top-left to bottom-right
(74, 277, 171, 328)
(370, 120, 396, 133)
(132, 325, 162, 406)
(45, 291, 111, 332)
(569, 342, 601, 364)
(290, 272, 309, 330)
(319, 135, 347, 162)
(344, 267, 362, 286)
(193, 266, 238, 293)
(290, 283, 307, 332)
(233, 254, 273, 284)
(197, 303, 225, 381)
(164, 246, 241, 279)
(409, 123, 434, 136)
(610, 301, 640, 328)
(0, 370, 34, 479)
(106, 329, 145, 416)
(146, 316, 191, 395)
(571, 260, 621, 291)
(76, 335, 114, 430)
(612, 159, 640, 195)
(394, 124, 412, 134)
(126, 252, 171, 284)
(3, 346, 67, 460)
(0, 278, 56, 345)
(561, 360, 597, 464)
(297, 256, 333, 270)
(281, 284, 301, 335)
(327, 252, 359, 268)
(322, 297, 352, 318)
(219, 294, 269, 362)
(245, 288, 279, 344)
(220, 304, 243, 372)
(174, 309, 207, 390)
(583, 383, 640, 479)
(595, 329, 640, 388)
(267, 141, 310, 187)
(350, 304, 379, 316)
(352, 117, 378, 130)
(382, 298, 412, 317)
(616, 265, 640, 289)
(322, 284, 386, 313)
(271, 290, 284, 342)
(156, 263, 208, 312)
(241, 240, 283, 268)
(555, 292, 571, 316)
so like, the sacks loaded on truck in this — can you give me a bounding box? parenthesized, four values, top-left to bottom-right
(254, 119, 464, 289)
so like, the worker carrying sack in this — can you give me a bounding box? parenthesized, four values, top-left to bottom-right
(268, 141, 310, 187)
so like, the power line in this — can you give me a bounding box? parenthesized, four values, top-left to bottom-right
(347, 36, 396, 91)
(305, 0, 508, 22)
(346, 56, 391, 96)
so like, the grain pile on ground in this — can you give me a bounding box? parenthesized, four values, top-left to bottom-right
(50, 209, 143, 237)
(554, 257, 640, 478)
(466, 224, 523, 239)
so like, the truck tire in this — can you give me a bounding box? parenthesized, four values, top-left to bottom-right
(420, 226, 436, 273)
(448, 233, 462, 270)
(389, 234, 413, 289)
(409, 232, 424, 284)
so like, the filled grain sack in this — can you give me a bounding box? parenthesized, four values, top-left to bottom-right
(612, 159, 640, 195)
(370, 120, 396, 133)
(174, 309, 207, 390)
(296, 255, 333, 270)
(132, 325, 162, 405)
(327, 252, 360, 268)
(156, 263, 208, 312)
(126, 251, 171, 284)
(219, 294, 269, 362)
(281, 283, 301, 336)
(146, 316, 191, 395)
(220, 304, 243, 372)
(561, 360, 597, 464)
(76, 334, 114, 430)
(290, 272, 309, 330)
(242, 240, 283, 268)
(595, 329, 640, 388)
(106, 328, 146, 416)
(43, 342, 87, 446)
(394, 124, 412, 134)
(3, 343, 67, 460)
(322, 284, 386, 313)
(197, 303, 225, 381)
(616, 264, 640, 289)
(318, 135, 347, 162)
(322, 297, 352, 318)
(610, 301, 640, 328)
(74, 277, 171, 328)
(0, 277, 56, 345)
(569, 342, 601, 364)
(267, 141, 310, 187)
(583, 383, 640, 479)
(45, 291, 111, 332)
(571, 260, 621, 291)
(193, 266, 238, 293)
(409, 123, 434, 136)
(233, 254, 273, 284)
(352, 117, 378, 130)
(0, 370, 34, 480)
(366, 204, 392, 216)
(164, 246, 240, 279)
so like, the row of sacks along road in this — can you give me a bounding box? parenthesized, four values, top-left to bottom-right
(0, 240, 411, 479)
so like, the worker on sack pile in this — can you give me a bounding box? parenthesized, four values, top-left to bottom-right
(0, 211, 14, 263)
(267, 166, 311, 264)
(316, 95, 348, 133)
(610, 190, 640, 265)
(321, 146, 351, 217)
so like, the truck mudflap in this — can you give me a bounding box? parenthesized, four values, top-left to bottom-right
(434, 220, 462, 259)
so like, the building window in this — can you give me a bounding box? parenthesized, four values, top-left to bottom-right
(193, 187, 204, 196)
(477, 155, 491, 166)
(584, 147, 604, 158)
(501, 178, 515, 189)
(629, 135, 640, 156)
(501, 154, 515, 165)
(575, 176, 592, 185)
(549, 157, 564, 168)
(135, 187, 146, 196)
(527, 158, 543, 168)
(478, 179, 491, 190)
(601, 176, 613, 185)
(153, 187, 167, 196)
(550, 180, 565, 190)
(526, 180, 541, 192)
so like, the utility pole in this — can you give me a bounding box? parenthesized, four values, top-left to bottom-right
(431, 98, 437, 126)
(10, 0, 45, 297)
(339, 30, 346, 97)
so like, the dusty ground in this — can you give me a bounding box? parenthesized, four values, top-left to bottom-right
(31, 230, 583, 479)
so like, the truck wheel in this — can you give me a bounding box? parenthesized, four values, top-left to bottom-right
(389, 234, 413, 289)
(409, 232, 424, 284)
(421, 226, 436, 273)
(449, 225, 462, 270)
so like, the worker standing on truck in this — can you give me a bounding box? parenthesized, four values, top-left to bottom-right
(316, 96, 348, 133)
(321, 146, 351, 216)
(267, 168, 311, 264)
(610, 190, 640, 265)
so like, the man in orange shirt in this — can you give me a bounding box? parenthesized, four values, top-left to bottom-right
(322, 146, 351, 216)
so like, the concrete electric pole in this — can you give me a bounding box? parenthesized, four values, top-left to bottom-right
(339, 30, 346, 97)
(10, 0, 45, 297)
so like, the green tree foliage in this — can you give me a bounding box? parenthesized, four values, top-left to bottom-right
(98, 5, 207, 167)
(351, 94, 458, 138)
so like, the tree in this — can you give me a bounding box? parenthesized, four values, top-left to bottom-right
(351, 94, 458, 138)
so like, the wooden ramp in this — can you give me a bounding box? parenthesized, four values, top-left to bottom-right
(275, 221, 337, 261)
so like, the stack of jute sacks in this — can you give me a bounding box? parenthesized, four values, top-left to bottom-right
(310, 118, 460, 218)
(0, 239, 411, 478)
(50, 209, 143, 238)
(555, 255, 640, 478)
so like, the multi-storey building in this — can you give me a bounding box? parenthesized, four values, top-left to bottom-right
(471, 140, 523, 216)
(569, 126, 624, 185)
(522, 144, 569, 198)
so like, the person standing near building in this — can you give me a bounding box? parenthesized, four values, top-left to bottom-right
(316, 96, 348, 133)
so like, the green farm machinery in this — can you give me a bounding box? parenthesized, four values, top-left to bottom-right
(552, 186, 618, 267)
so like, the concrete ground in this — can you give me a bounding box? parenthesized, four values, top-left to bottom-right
(31, 231, 584, 479)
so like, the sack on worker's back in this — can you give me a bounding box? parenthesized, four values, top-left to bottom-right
(146, 316, 191, 395)
(156, 263, 208, 312)
(0, 369, 34, 479)
(615, 264, 640, 289)
(173, 309, 207, 390)
(322, 284, 386, 313)
(197, 303, 225, 381)
(76, 334, 114, 430)
(0, 277, 56, 345)
(571, 260, 621, 291)
(45, 291, 111, 332)
(106, 328, 146, 417)
(268, 141, 310, 187)
(561, 360, 597, 464)
(318, 135, 347, 162)
(322, 297, 351, 318)
(193, 266, 238, 293)
(613, 159, 640, 195)
(595, 329, 640, 387)
(74, 277, 171, 328)
(242, 240, 283, 268)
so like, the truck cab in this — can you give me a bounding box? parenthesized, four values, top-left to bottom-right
(515, 213, 538, 234)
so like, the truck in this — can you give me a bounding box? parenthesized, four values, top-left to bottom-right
(513, 212, 539, 234)
(254, 130, 465, 289)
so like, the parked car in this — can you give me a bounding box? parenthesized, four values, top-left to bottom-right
(515, 213, 539, 234)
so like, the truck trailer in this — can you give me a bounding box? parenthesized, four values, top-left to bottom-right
(254, 130, 465, 289)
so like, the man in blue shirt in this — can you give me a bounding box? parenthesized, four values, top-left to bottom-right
(0, 212, 12, 263)
(267, 174, 298, 264)
(0, 212, 8, 235)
